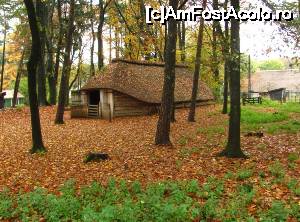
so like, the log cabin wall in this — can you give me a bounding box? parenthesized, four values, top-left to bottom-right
(100, 89, 113, 120)
(113, 91, 157, 117)
(71, 91, 88, 118)
(71, 105, 88, 118)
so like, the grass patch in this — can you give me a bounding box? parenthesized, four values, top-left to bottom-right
(241, 109, 288, 124)
(266, 120, 300, 134)
(269, 161, 285, 182)
(241, 102, 300, 134)
(279, 102, 300, 114)
(237, 168, 254, 180)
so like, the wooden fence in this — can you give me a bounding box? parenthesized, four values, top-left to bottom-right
(285, 91, 300, 102)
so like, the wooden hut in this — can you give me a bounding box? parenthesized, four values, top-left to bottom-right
(71, 59, 214, 119)
(268, 88, 287, 102)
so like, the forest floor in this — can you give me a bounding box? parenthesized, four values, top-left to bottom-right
(0, 102, 300, 220)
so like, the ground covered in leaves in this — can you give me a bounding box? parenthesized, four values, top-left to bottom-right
(0, 102, 300, 221)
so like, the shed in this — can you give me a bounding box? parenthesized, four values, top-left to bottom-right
(3, 90, 25, 107)
(268, 88, 287, 102)
(71, 59, 214, 119)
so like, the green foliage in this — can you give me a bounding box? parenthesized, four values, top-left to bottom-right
(258, 59, 285, 70)
(290, 202, 300, 220)
(220, 183, 255, 220)
(237, 168, 253, 180)
(18, 77, 28, 104)
(259, 201, 290, 221)
(199, 177, 224, 199)
(0, 189, 13, 219)
(178, 136, 189, 146)
(288, 152, 299, 163)
(1, 179, 203, 221)
(287, 178, 300, 196)
(268, 161, 285, 181)
(240, 54, 257, 80)
(1, 178, 300, 221)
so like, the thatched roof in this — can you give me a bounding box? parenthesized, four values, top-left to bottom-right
(82, 59, 214, 104)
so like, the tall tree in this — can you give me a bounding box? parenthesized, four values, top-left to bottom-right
(12, 49, 25, 107)
(222, 0, 230, 114)
(47, 0, 57, 105)
(23, 0, 46, 153)
(188, 0, 207, 122)
(55, 0, 75, 124)
(36, 0, 48, 106)
(212, 0, 220, 82)
(90, 0, 96, 76)
(155, 0, 178, 145)
(0, 13, 7, 92)
(97, 0, 111, 70)
(53, 0, 64, 94)
(178, 21, 186, 63)
(218, 0, 246, 158)
(69, 36, 83, 90)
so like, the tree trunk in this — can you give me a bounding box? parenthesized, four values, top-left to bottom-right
(109, 25, 112, 62)
(170, 80, 176, 123)
(115, 26, 120, 59)
(55, 0, 75, 124)
(212, 0, 220, 83)
(0, 16, 7, 93)
(163, 22, 168, 61)
(54, 0, 63, 86)
(70, 37, 82, 90)
(155, 0, 178, 146)
(90, 0, 96, 76)
(69, 42, 83, 91)
(24, 0, 46, 153)
(97, 0, 105, 70)
(222, 5, 229, 115)
(218, 0, 246, 158)
(188, 0, 207, 122)
(47, 50, 56, 105)
(178, 21, 186, 63)
(36, 0, 48, 106)
(12, 50, 25, 108)
(222, 58, 229, 114)
(47, 0, 57, 105)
